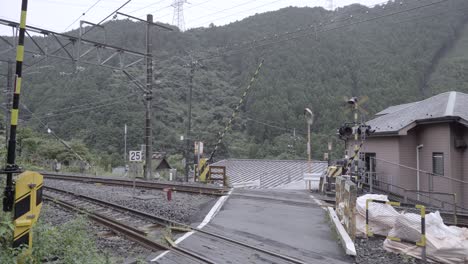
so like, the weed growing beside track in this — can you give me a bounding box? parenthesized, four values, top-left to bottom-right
(0, 183, 107, 263)
(0, 216, 108, 263)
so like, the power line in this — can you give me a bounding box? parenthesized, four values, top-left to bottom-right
(20, 0, 132, 73)
(187, 0, 391, 29)
(245, 117, 295, 133)
(192, 0, 451, 62)
(190, 0, 286, 28)
(189, 0, 432, 56)
(20, 103, 91, 166)
(128, 0, 168, 14)
(63, 0, 104, 31)
(155, 0, 216, 20)
(186, 0, 260, 24)
(23, 95, 136, 120)
(23, 93, 137, 118)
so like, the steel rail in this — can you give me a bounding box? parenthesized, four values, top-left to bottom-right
(43, 186, 319, 264)
(42, 172, 227, 196)
(44, 191, 216, 264)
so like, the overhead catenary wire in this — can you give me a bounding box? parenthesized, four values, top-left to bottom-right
(21, 0, 132, 72)
(20, 103, 91, 166)
(63, 0, 104, 31)
(127, 0, 168, 14)
(23, 95, 137, 120)
(22, 93, 138, 119)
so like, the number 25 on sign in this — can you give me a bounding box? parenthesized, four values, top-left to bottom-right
(129, 151, 143, 162)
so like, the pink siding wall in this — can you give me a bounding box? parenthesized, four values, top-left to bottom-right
(450, 123, 464, 206)
(398, 129, 418, 190)
(349, 136, 400, 190)
(415, 124, 451, 194)
(348, 122, 468, 207)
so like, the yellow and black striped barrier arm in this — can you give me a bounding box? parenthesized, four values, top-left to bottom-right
(207, 59, 264, 162)
(200, 59, 264, 182)
(3, 0, 29, 213)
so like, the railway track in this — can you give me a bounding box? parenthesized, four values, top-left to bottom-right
(44, 186, 216, 264)
(42, 172, 227, 196)
(44, 186, 312, 264)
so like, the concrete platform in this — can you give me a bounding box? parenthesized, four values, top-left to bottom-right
(153, 189, 353, 264)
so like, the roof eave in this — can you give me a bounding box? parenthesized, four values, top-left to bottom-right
(370, 116, 464, 137)
(369, 131, 399, 137)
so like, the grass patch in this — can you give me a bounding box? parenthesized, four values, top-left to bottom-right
(0, 181, 108, 263)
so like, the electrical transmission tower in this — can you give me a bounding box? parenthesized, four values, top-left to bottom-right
(172, 0, 187, 31)
(327, 0, 334, 10)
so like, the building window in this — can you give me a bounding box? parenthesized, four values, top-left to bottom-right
(432, 152, 444, 176)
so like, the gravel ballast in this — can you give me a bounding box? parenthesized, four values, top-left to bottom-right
(355, 237, 422, 264)
(44, 179, 218, 224)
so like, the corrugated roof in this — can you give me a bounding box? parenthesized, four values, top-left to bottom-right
(368, 91, 468, 134)
(211, 159, 328, 189)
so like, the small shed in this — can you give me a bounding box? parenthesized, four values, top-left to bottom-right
(152, 152, 172, 178)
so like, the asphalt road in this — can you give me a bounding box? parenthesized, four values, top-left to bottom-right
(154, 188, 353, 264)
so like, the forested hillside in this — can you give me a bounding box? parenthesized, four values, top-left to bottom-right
(0, 0, 467, 169)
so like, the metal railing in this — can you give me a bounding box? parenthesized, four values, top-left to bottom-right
(361, 172, 460, 225)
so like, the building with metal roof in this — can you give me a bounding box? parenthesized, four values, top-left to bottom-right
(211, 159, 328, 189)
(349, 91, 468, 208)
(369, 91, 468, 135)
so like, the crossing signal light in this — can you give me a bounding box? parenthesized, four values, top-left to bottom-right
(338, 124, 353, 137)
(357, 125, 375, 136)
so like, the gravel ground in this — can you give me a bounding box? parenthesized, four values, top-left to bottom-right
(355, 237, 422, 264)
(41, 202, 157, 263)
(45, 179, 218, 224)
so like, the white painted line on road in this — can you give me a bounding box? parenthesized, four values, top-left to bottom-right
(198, 189, 232, 229)
(327, 206, 356, 256)
(151, 189, 233, 262)
(151, 249, 169, 262)
(310, 194, 327, 211)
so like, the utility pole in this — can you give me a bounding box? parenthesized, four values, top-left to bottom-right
(124, 124, 127, 175)
(184, 63, 194, 182)
(184, 60, 203, 182)
(114, 12, 172, 180)
(144, 14, 153, 180)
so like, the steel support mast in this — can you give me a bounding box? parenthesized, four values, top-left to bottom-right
(144, 14, 153, 180)
(184, 64, 194, 182)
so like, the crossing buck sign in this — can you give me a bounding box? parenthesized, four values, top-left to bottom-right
(129, 151, 143, 162)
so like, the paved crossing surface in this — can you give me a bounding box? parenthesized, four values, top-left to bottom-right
(154, 188, 352, 264)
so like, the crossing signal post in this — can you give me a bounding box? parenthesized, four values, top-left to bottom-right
(3, 0, 29, 213)
(1, 0, 44, 251)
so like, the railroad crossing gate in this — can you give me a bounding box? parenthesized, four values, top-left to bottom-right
(13, 171, 43, 248)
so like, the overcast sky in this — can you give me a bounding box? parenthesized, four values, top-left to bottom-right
(0, 0, 385, 35)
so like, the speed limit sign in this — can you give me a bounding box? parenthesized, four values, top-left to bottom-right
(129, 151, 143, 162)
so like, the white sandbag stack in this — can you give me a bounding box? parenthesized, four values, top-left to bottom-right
(355, 194, 400, 237)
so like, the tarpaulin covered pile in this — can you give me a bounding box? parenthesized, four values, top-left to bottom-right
(356, 194, 468, 263)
